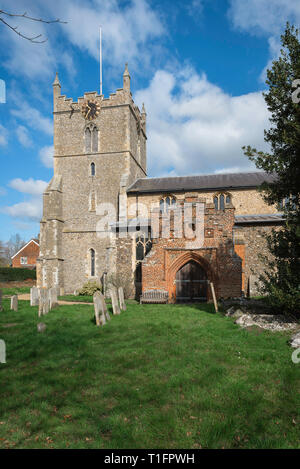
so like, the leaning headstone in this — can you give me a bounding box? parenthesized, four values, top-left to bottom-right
(0, 289, 3, 312)
(38, 288, 49, 317)
(98, 291, 111, 321)
(30, 287, 39, 306)
(110, 288, 120, 315)
(93, 292, 106, 326)
(49, 287, 58, 310)
(10, 295, 18, 312)
(118, 287, 126, 311)
(37, 322, 47, 333)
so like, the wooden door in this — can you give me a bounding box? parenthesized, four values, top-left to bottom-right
(175, 261, 207, 302)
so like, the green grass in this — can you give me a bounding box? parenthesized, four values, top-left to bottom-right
(58, 294, 94, 303)
(58, 294, 138, 305)
(0, 300, 299, 449)
(1, 286, 31, 296)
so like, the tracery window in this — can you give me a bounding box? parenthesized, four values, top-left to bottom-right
(159, 195, 177, 212)
(85, 125, 99, 153)
(214, 193, 231, 210)
(135, 231, 152, 287)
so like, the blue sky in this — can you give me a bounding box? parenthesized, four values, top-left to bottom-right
(0, 0, 299, 242)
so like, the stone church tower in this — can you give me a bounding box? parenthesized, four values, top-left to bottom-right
(37, 65, 147, 293)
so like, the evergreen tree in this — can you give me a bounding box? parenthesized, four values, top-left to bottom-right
(243, 23, 300, 316)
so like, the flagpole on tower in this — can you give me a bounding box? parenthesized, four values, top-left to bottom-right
(100, 26, 103, 95)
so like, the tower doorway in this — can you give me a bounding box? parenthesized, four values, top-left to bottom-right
(175, 261, 207, 302)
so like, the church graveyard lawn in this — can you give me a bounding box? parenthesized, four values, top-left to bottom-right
(1, 286, 31, 296)
(58, 294, 138, 305)
(0, 299, 299, 449)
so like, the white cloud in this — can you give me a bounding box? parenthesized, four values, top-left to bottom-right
(0, 0, 165, 80)
(3, 199, 43, 222)
(2, 178, 48, 222)
(39, 145, 54, 168)
(9, 178, 48, 196)
(11, 100, 52, 136)
(228, 0, 300, 36)
(0, 124, 8, 146)
(228, 0, 300, 80)
(135, 67, 270, 176)
(16, 125, 33, 147)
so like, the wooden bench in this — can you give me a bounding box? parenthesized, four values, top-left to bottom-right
(140, 290, 169, 304)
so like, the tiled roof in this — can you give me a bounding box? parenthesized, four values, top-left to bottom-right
(234, 213, 284, 224)
(127, 171, 277, 194)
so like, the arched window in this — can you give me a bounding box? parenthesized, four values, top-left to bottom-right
(92, 127, 98, 152)
(85, 126, 99, 153)
(91, 162, 95, 176)
(159, 196, 177, 212)
(90, 249, 95, 277)
(85, 128, 91, 153)
(220, 194, 225, 210)
(213, 193, 232, 210)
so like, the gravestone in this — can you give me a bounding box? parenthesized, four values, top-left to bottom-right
(0, 289, 3, 312)
(30, 287, 39, 306)
(37, 323, 46, 333)
(10, 295, 18, 312)
(49, 287, 58, 310)
(93, 292, 106, 326)
(99, 291, 110, 321)
(38, 288, 49, 317)
(110, 288, 120, 315)
(118, 287, 126, 311)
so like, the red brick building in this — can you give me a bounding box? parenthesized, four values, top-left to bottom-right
(11, 239, 40, 269)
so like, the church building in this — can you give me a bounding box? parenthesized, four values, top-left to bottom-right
(37, 65, 283, 301)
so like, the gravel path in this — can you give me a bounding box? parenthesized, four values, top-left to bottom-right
(17, 293, 92, 305)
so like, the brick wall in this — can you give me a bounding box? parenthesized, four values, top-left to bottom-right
(12, 241, 39, 269)
(140, 197, 242, 301)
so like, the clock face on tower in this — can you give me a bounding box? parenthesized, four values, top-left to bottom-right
(81, 99, 100, 120)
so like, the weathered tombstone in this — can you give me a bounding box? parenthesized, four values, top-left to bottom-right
(110, 288, 120, 315)
(0, 289, 3, 312)
(37, 322, 46, 333)
(93, 292, 106, 326)
(10, 295, 18, 312)
(30, 287, 39, 306)
(99, 291, 110, 321)
(60, 287, 64, 296)
(118, 286, 127, 311)
(49, 287, 58, 310)
(38, 288, 49, 317)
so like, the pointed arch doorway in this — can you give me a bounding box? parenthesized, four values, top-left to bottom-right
(175, 260, 208, 302)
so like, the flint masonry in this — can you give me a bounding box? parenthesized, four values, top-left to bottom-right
(37, 65, 283, 301)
